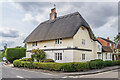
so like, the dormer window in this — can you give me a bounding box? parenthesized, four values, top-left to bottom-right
(82, 27, 84, 31)
(32, 42, 37, 46)
(55, 38, 62, 44)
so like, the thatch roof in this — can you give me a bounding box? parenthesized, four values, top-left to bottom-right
(24, 12, 95, 43)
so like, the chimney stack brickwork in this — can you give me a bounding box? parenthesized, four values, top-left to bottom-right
(50, 8, 57, 20)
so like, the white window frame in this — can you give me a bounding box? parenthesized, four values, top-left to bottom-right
(106, 53, 112, 60)
(82, 53, 85, 60)
(55, 53, 62, 60)
(98, 53, 101, 59)
(55, 38, 62, 44)
(82, 39, 85, 45)
(32, 42, 37, 46)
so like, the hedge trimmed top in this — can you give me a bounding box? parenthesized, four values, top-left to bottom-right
(5, 48, 26, 63)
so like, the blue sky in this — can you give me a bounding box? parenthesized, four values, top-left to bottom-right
(0, 1, 118, 49)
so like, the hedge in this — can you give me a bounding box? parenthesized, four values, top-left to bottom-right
(13, 59, 120, 72)
(21, 58, 33, 62)
(89, 59, 104, 69)
(13, 60, 89, 72)
(41, 59, 54, 63)
(5, 48, 26, 63)
(104, 61, 116, 67)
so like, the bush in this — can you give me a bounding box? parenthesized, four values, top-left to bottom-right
(21, 58, 33, 62)
(104, 61, 116, 67)
(114, 60, 120, 65)
(41, 59, 54, 62)
(5, 48, 26, 63)
(89, 59, 104, 69)
(13, 60, 21, 67)
(13, 59, 120, 72)
(13, 61, 89, 72)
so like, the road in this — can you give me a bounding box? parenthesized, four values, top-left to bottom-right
(1, 62, 120, 80)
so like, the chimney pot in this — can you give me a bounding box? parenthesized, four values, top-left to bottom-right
(50, 8, 57, 20)
(107, 37, 109, 40)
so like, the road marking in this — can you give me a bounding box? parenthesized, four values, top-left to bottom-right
(16, 76, 24, 78)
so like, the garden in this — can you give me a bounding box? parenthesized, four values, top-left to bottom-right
(13, 48, 120, 72)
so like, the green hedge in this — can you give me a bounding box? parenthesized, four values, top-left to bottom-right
(13, 60, 89, 72)
(13, 59, 120, 72)
(41, 59, 54, 62)
(104, 61, 116, 67)
(5, 48, 26, 63)
(89, 59, 104, 69)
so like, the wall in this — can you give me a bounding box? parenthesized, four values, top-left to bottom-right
(26, 38, 73, 50)
(73, 26, 98, 62)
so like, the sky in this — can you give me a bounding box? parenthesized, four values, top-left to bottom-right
(0, 0, 119, 49)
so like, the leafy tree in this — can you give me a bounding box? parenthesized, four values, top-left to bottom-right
(31, 49, 46, 62)
(114, 33, 120, 43)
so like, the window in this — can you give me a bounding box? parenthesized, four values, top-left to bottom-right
(82, 39, 85, 45)
(32, 42, 37, 46)
(110, 43, 112, 47)
(55, 53, 62, 60)
(98, 45, 101, 50)
(81, 27, 84, 31)
(82, 54, 85, 60)
(98, 53, 101, 59)
(106, 53, 112, 59)
(55, 38, 62, 44)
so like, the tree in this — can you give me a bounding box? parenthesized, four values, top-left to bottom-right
(4, 43, 7, 50)
(31, 49, 46, 62)
(114, 33, 120, 44)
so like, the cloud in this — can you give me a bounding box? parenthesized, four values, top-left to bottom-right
(93, 16, 118, 40)
(1, 40, 15, 48)
(0, 27, 19, 38)
(12, 2, 118, 29)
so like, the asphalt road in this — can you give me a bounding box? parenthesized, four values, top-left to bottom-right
(2, 63, 63, 78)
(63, 69, 119, 78)
(1, 62, 120, 80)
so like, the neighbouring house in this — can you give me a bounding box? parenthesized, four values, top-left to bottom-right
(97, 37, 117, 61)
(24, 8, 102, 63)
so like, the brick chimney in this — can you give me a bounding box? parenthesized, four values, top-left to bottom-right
(50, 8, 57, 20)
(107, 37, 109, 40)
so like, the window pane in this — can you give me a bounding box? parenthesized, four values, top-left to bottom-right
(58, 39, 59, 44)
(58, 53, 59, 60)
(60, 53, 62, 60)
(82, 54, 85, 60)
(36, 42, 37, 46)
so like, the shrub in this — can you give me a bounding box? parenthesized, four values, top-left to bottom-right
(114, 60, 120, 65)
(31, 49, 46, 62)
(13, 60, 21, 67)
(5, 48, 26, 63)
(21, 58, 33, 62)
(13, 61, 89, 72)
(89, 59, 104, 69)
(104, 61, 116, 67)
(41, 59, 54, 62)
